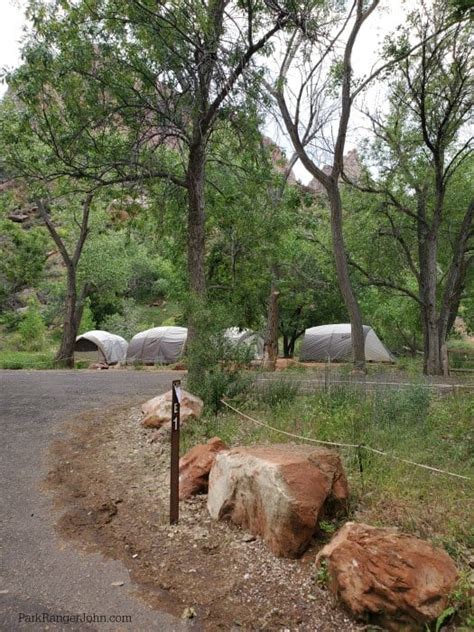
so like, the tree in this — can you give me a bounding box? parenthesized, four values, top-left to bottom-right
(8, 0, 291, 382)
(346, 1, 473, 374)
(268, 0, 381, 372)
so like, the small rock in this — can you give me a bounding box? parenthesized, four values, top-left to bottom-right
(242, 534, 256, 543)
(181, 606, 196, 620)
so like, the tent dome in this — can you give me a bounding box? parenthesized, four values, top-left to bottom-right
(300, 324, 394, 363)
(224, 328, 264, 359)
(75, 330, 128, 365)
(126, 326, 187, 365)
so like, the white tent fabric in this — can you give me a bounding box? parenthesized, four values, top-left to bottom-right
(224, 328, 264, 359)
(300, 324, 394, 362)
(75, 330, 128, 364)
(126, 326, 188, 364)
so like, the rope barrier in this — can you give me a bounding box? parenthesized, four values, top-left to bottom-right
(220, 400, 360, 449)
(220, 399, 472, 482)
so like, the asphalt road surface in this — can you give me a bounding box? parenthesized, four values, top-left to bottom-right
(0, 369, 190, 632)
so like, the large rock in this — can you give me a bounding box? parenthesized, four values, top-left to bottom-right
(315, 522, 458, 631)
(179, 437, 228, 500)
(207, 444, 348, 558)
(141, 389, 203, 428)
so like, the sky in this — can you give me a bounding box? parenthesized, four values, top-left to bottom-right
(0, 0, 410, 182)
(0, 1, 26, 95)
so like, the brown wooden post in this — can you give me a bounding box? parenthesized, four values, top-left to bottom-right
(170, 380, 181, 524)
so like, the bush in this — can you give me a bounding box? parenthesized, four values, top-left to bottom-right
(78, 297, 96, 334)
(101, 299, 143, 340)
(185, 304, 254, 414)
(18, 298, 46, 351)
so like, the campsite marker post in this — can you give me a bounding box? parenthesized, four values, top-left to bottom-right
(170, 379, 181, 524)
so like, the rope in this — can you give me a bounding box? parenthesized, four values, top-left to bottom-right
(220, 400, 359, 449)
(220, 399, 472, 482)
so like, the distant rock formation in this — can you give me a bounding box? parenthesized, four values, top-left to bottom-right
(262, 136, 298, 185)
(307, 149, 362, 195)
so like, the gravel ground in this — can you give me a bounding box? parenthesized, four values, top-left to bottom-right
(45, 400, 364, 632)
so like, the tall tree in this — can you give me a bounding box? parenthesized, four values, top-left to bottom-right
(268, 0, 381, 371)
(7, 0, 290, 381)
(346, 1, 473, 374)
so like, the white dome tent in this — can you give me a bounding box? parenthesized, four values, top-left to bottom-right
(126, 326, 188, 365)
(300, 324, 394, 363)
(224, 328, 264, 359)
(74, 330, 128, 365)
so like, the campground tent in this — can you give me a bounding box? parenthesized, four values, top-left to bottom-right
(224, 328, 264, 359)
(300, 324, 394, 363)
(74, 330, 128, 365)
(126, 326, 188, 365)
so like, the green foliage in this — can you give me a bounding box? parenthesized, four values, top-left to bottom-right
(182, 386, 473, 548)
(0, 220, 48, 307)
(185, 303, 254, 414)
(101, 298, 145, 340)
(0, 351, 55, 370)
(18, 298, 46, 351)
(314, 559, 330, 588)
(259, 379, 300, 409)
(78, 297, 95, 334)
(372, 385, 431, 428)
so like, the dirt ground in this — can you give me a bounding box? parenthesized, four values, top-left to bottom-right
(45, 404, 364, 632)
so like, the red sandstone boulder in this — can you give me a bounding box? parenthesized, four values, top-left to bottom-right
(207, 444, 348, 558)
(179, 437, 228, 500)
(141, 390, 203, 428)
(315, 522, 458, 631)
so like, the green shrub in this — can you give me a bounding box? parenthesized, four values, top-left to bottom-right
(101, 298, 143, 339)
(18, 298, 46, 351)
(185, 304, 254, 414)
(78, 297, 96, 334)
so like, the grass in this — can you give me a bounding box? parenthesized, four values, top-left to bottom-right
(182, 385, 474, 555)
(182, 383, 474, 626)
(0, 350, 57, 369)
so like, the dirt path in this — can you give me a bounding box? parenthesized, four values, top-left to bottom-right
(0, 369, 188, 632)
(44, 401, 362, 631)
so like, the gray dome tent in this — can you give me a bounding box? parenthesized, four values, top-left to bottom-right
(126, 326, 188, 365)
(300, 324, 394, 363)
(224, 328, 264, 359)
(74, 330, 128, 365)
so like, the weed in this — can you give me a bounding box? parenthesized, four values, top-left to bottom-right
(319, 520, 337, 535)
(314, 559, 330, 588)
(259, 379, 300, 409)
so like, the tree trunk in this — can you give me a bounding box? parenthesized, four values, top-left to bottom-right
(328, 184, 366, 371)
(55, 266, 78, 368)
(263, 286, 280, 371)
(186, 140, 208, 387)
(420, 232, 444, 375)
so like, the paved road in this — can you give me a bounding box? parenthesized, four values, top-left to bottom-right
(0, 370, 189, 632)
